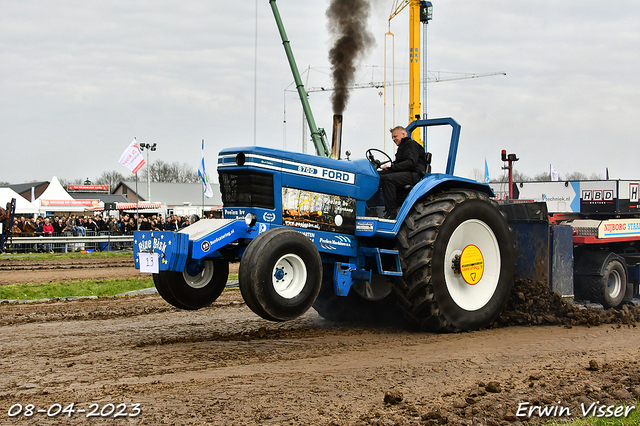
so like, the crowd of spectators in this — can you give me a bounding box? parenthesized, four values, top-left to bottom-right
(9, 213, 199, 238)
(7, 213, 203, 253)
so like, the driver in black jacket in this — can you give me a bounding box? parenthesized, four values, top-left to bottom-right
(370, 126, 427, 219)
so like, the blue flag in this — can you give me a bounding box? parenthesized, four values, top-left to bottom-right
(484, 159, 490, 183)
(198, 139, 214, 198)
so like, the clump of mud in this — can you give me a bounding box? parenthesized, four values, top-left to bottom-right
(496, 278, 640, 328)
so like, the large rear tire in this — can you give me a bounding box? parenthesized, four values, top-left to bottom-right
(394, 189, 514, 332)
(239, 228, 322, 321)
(153, 259, 229, 310)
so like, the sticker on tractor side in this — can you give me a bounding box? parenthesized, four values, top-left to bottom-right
(281, 188, 356, 234)
(263, 212, 276, 222)
(460, 245, 484, 285)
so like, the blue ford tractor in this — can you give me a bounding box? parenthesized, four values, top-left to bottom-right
(133, 1, 515, 332)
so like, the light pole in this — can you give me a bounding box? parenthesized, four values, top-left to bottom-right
(139, 142, 157, 202)
(421, 1, 433, 145)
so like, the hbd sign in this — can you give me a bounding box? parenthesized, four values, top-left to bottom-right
(581, 190, 614, 202)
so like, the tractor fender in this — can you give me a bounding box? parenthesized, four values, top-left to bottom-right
(397, 174, 494, 222)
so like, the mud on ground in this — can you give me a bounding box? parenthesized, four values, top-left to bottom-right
(0, 256, 141, 285)
(0, 256, 639, 425)
(0, 256, 238, 286)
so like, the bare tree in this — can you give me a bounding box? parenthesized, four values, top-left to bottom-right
(140, 160, 199, 183)
(59, 160, 199, 189)
(469, 168, 483, 183)
(59, 177, 85, 187)
(533, 172, 552, 181)
(563, 171, 589, 181)
(95, 170, 127, 189)
(490, 170, 530, 183)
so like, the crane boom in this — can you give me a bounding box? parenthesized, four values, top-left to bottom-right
(302, 71, 506, 93)
(389, 0, 411, 22)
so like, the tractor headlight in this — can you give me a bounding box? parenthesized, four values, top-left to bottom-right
(245, 213, 257, 228)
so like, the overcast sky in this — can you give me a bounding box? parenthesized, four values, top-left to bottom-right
(1, 0, 639, 186)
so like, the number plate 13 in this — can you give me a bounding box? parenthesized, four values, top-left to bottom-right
(139, 252, 159, 273)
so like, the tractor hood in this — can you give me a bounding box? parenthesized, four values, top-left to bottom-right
(217, 146, 380, 201)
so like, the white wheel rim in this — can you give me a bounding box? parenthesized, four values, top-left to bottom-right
(444, 219, 501, 311)
(607, 269, 622, 299)
(272, 253, 307, 299)
(182, 260, 215, 289)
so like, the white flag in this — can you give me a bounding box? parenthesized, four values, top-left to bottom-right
(550, 165, 559, 181)
(198, 140, 214, 198)
(118, 139, 145, 174)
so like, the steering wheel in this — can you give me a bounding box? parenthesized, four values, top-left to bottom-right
(366, 148, 393, 170)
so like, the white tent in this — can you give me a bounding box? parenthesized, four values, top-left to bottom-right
(0, 188, 38, 215)
(35, 176, 103, 214)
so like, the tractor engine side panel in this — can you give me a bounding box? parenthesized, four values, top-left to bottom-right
(218, 146, 380, 234)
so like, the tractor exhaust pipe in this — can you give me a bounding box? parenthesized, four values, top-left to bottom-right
(331, 114, 342, 160)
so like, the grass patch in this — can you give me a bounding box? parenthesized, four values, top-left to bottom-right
(0, 251, 132, 261)
(0, 274, 238, 301)
(543, 401, 639, 426)
(0, 277, 154, 300)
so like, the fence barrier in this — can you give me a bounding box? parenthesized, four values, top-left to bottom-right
(5, 232, 135, 253)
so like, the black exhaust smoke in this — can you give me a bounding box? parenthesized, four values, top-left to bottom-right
(327, 0, 376, 115)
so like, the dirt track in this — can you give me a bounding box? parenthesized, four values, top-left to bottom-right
(0, 256, 141, 285)
(1, 257, 639, 425)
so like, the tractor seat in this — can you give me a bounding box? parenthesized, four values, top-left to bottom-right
(398, 152, 431, 196)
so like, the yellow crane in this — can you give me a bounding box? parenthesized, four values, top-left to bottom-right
(387, 0, 432, 145)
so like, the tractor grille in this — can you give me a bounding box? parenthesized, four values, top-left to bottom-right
(219, 170, 274, 209)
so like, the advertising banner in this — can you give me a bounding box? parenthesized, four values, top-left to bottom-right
(40, 199, 101, 207)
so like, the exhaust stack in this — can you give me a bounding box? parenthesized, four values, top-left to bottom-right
(331, 114, 343, 160)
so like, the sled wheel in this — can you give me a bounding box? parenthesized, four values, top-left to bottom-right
(602, 261, 626, 308)
(239, 227, 322, 321)
(153, 272, 191, 309)
(313, 265, 399, 323)
(395, 189, 514, 332)
(576, 259, 626, 308)
(153, 259, 229, 310)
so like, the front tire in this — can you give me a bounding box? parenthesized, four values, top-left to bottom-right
(395, 189, 514, 332)
(239, 228, 322, 321)
(153, 259, 229, 310)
